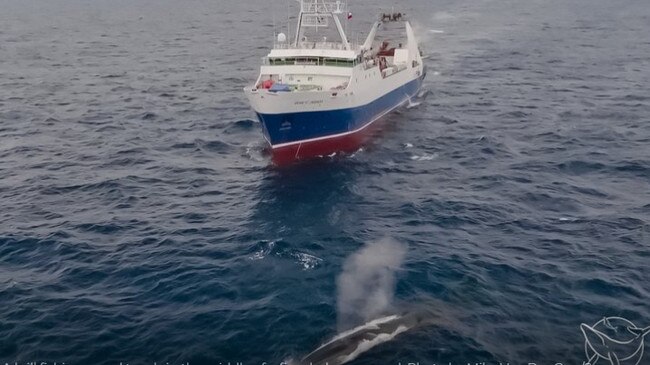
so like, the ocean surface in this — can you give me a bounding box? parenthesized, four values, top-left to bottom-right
(1, 0, 649, 364)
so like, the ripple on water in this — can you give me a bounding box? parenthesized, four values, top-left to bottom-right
(0, 0, 649, 364)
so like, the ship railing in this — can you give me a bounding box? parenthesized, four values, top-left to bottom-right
(273, 41, 358, 50)
(263, 56, 357, 67)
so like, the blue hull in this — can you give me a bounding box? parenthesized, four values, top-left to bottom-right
(256, 74, 425, 146)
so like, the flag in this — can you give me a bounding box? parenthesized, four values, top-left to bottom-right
(347, 12, 352, 20)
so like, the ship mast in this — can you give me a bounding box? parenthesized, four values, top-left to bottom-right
(293, 0, 351, 50)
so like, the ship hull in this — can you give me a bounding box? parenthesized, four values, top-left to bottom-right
(257, 74, 425, 165)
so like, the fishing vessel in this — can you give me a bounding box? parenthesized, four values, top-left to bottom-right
(244, 0, 426, 164)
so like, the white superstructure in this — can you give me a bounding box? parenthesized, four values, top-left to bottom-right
(243, 0, 426, 164)
(244, 0, 424, 115)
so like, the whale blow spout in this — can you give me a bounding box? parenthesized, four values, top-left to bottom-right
(336, 238, 407, 331)
(295, 238, 413, 365)
(293, 239, 458, 365)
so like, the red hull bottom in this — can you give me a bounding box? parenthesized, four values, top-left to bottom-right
(270, 119, 384, 166)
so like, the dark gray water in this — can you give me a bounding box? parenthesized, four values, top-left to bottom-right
(1, 0, 649, 364)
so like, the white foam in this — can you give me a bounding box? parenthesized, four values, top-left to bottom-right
(407, 100, 421, 109)
(558, 217, 578, 222)
(348, 147, 364, 158)
(410, 153, 437, 161)
(428, 29, 445, 33)
(292, 252, 323, 270)
(283, 357, 297, 365)
(249, 240, 276, 260)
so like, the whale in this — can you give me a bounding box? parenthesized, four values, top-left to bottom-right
(296, 311, 433, 365)
(580, 317, 650, 365)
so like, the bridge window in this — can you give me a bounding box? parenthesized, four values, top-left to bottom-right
(323, 58, 354, 67)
